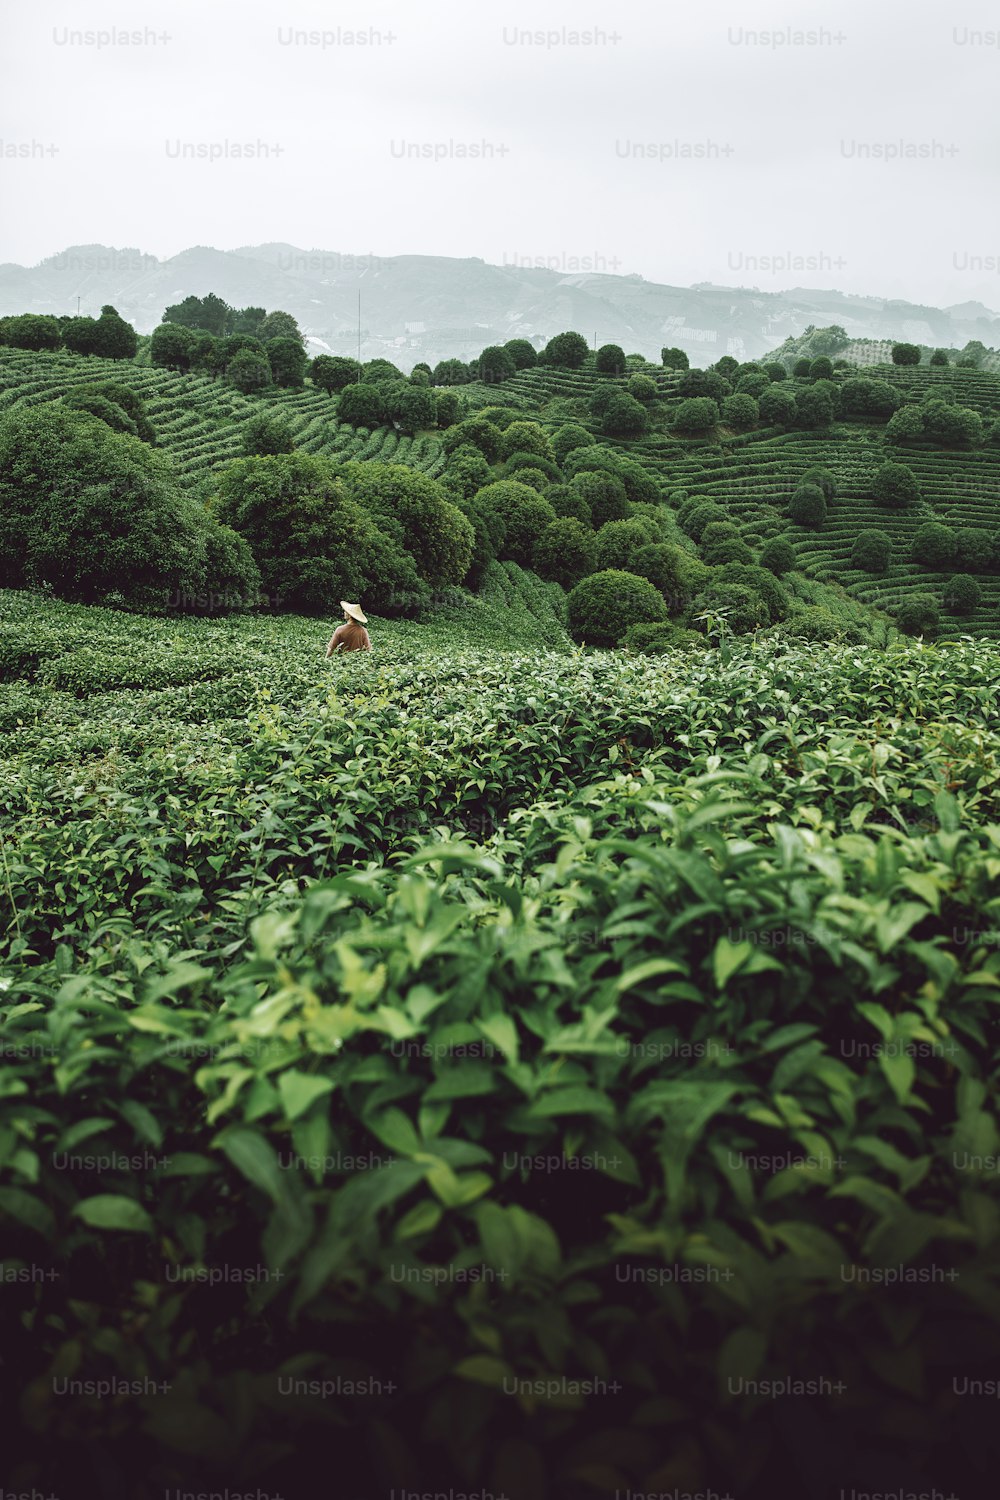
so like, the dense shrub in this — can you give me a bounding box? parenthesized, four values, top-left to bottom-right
(441, 418, 503, 463)
(672, 397, 720, 435)
(214, 452, 419, 613)
(953, 528, 994, 574)
(594, 518, 654, 572)
(912, 523, 956, 568)
(499, 421, 555, 463)
(691, 580, 771, 633)
(91, 381, 156, 444)
(886, 407, 926, 443)
(543, 330, 590, 367)
(626, 373, 658, 402)
(774, 604, 850, 641)
(572, 470, 630, 528)
(310, 354, 359, 393)
(789, 484, 827, 528)
(873, 462, 920, 509)
(0, 405, 206, 609)
(841, 379, 900, 418)
(545, 483, 592, 525)
(551, 423, 595, 465)
(227, 347, 273, 395)
(623, 619, 702, 653)
(242, 413, 295, 456)
(943, 573, 982, 613)
(566, 568, 666, 645)
(683, 501, 728, 541)
(721, 393, 759, 430)
(759, 537, 797, 575)
(895, 593, 940, 636)
(630, 543, 710, 613)
(851, 529, 893, 573)
(339, 462, 475, 587)
(532, 518, 598, 589)
(702, 536, 754, 566)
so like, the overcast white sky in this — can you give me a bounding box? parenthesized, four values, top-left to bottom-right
(2, 0, 999, 306)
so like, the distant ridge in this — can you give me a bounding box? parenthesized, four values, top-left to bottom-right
(2, 243, 997, 371)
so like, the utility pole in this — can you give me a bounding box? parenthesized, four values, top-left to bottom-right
(357, 290, 362, 381)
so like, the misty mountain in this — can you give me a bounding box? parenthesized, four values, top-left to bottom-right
(1, 243, 997, 371)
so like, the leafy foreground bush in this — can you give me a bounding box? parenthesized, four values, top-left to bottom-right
(2, 596, 1000, 1494)
(566, 568, 666, 645)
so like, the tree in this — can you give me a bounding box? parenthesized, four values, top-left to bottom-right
(661, 347, 689, 370)
(532, 518, 597, 589)
(504, 339, 537, 369)
(892, 343, 921, 366)
(441, 445, 491, 501)
(478, 345, 516, 384)
(435, 390, 460, 428)
(602, 393, 649, 437)
(796, 388, 835, 429)
(714, 356, 740, 378)
(759, 537, 796, 576)
(873, 462, 919, 508)
(503, 453, 561, 483)
(886, 407, 926, 443)
(337, 382, 386, 428)
(678, 369, 729, 402)
(801, 467, 837, 501)
(672, 398, 719, 435)
(543, 331, 589, 368)
(215, 452, 419, 614)
(567, 569, 667, 646)
(792, 359, 811, 377)
(339, 462, 474, 586)
(954, 528, 994, 573)
(929, 349, 950, 367)
(630, 543, 709, 613)
(764, 362, 788, 382)
(499, 421, 554, 463)
(943, 573, 982, 613)
(552, 423, 594, 465)
(472, 482, 555, 567)
(151, 322, 195, 372)
(737, 372, 770, 399)
(389, 383, 436, 435)
(808, 357, 834, 380)
(912, 524, 956, 568)
(595, 344, 626, 375)
(164, 293, 232, 336)
(841, 379, 901, 417)
(851, 529, 892, 573)
(2, 314, 61, 351)
(691, 581, 770, 634)
(0, 404, 206, 607)
(594, 519, 653, 572)
(91, 381, 156, 444)
(61, 317, 101, 356)
(924, 404, 984, 447)
(441, 417, 503, 463)
(432, 358, 471, 386)
(258, 310, 305, 346)
(759, 386, 797, 426)
(721, 394, 758, 431)
(227, 348, 273, 395)
(310, 355, 358, 394)
(895, 593, 939, 636)
(789, 484, 827, 527)
(627, 374, 658, 403)
(243, 414, 295, 456)
(266, 337, 308, 388)
(573, 470, 629, 527)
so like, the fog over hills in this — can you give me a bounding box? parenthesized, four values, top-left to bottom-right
(2, 242, 997, 370)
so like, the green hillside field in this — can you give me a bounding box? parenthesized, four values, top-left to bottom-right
(2, 335, 1000, 1495)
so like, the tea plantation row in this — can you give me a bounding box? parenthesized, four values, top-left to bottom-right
(1, 590, 999, 1496)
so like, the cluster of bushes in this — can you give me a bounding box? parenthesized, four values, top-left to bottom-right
(151, 318, 308, 392)
(60, 380, 157, 444)
(0, 405, 258, 611)
(887, 396, 984, 447)
(912, 521, 1000, 574)
(0, 305, 138, 360)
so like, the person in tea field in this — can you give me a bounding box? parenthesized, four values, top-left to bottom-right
(325, 601, 372, 656)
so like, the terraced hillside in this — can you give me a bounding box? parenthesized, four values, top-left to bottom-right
(2, 345, 998, 636)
